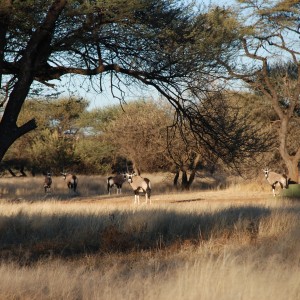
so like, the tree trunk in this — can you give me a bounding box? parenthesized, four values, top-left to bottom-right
(284, 157, 299, 183)
(180, 154, 201, 190)
(181, 170, 189, 190)
(173, 170, 179, 187)
(186, 169, 197, 189)
(278, 116, 300, 183)
(180, 169, 198, 190)
(0, 1, 11, 91)
(0, 0, 66, 163)
(7, 168, 16, 177)
(19, 166, 27, 177)
(0, 119, 37, 162)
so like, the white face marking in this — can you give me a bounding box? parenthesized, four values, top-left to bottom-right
(263, 169, 269, 177)
(126, 173, 134, 183)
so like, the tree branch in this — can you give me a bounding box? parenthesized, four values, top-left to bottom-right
(17, 118, 37, 138)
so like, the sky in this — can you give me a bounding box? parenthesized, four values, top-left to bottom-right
(56, 0, 237, 110)
(57, 73, 159, 110)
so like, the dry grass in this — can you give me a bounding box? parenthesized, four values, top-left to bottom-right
(0, 174, 299, 299)
(0, 172, 235, 201)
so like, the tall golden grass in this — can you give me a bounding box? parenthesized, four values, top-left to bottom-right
(0, 174, 299, 299)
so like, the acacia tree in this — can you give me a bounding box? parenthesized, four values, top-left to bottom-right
(105, 100, 206, 190)
(106, 101, 171, 174)
(0, 0, 270, 169)
(167, 124, 208, 190)
(215, 0, 300, 182)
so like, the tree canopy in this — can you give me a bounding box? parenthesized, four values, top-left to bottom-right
(212, 0, 300, 181)
(0, 0, 272, 172)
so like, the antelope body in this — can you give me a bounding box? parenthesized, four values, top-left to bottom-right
(107, 174, 126, 195)
(43, 172, 52, 193)
(263, 168, 288, 196)
(125, 173, 151, 204)
(61, 172, 78, 193)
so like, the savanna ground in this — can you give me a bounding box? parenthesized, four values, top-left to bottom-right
(0, 173, 299, 300)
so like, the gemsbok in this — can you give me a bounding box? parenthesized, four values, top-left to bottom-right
(107, 174, 126, 195)
(125, 173, 151, 204)
(61, 172, 78, 193)
(43, 172, 52, 193)
(263, 167, 288, 196)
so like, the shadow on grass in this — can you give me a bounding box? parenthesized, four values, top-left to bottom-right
(0, 204, 280, 265)
(171, 198, 205, 203)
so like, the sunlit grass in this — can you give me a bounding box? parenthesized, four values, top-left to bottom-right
(0, 172, 228, 201)
(0, 174, 299, 299)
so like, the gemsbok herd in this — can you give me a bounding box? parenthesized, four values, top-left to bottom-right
(41, 167, 292, 201)
(42, 170, 152, 204)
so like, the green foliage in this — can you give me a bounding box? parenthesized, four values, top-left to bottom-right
(200, 7, 240, 50)
(74, 138, 115, 174)
(76, 105, 121, 133)
(17, 97, 88, 131)
(4, 97, 88, 174)
(1, 0, 256, 177)
(30, 128, 80, 173)
(2, 0, 237, 110)
(2, 0, 284, 177)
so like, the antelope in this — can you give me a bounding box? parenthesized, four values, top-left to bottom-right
(61, 172, 78, 193)
(125, 173, 151, 204)
(107, 174, 126, 195)
(43, 172, 52, 193)
(263, 168, 288, 196)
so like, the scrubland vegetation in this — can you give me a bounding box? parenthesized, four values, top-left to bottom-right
(0, 174, 299, 299)
(2, 1, 300, 298)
